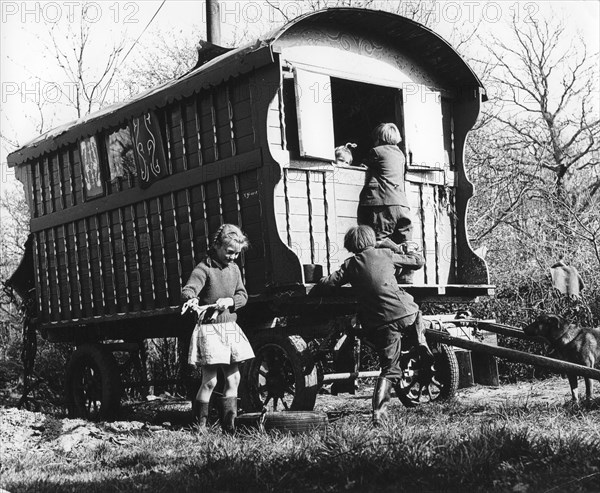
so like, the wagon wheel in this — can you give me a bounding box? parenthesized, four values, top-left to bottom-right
(396, 343, 459, 407)
(240, 333, 318, 412)
(65, 343, 122, 421)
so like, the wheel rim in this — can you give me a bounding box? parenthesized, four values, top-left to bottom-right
(397, 348, 442, 406)
(73, 362, 103, 419)
(251, 343, 297, 411)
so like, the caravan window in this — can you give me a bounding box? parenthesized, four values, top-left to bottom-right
(106, 126, 137, 190)
(79, 136, 103, 199)
(284, 70, 402, 164)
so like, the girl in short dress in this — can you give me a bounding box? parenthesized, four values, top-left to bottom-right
(181, 224, 254, 431)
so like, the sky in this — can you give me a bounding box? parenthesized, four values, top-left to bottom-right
(1, 0, 599, 191)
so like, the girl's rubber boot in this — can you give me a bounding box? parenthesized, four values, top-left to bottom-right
(372, 377, 392, 427)
(192, 400, 210, 428)
(220, 396, 237, 433)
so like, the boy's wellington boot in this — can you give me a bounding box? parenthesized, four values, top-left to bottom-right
(372, 377, 392, 427)
(220, 396, 237, 433)
(192, 400, 210, 428)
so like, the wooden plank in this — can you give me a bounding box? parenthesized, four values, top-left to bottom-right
(122, 205, 141, 312)
(75, 219, 93, 317)
(148, 198, 169, 307)
(55, 224, 71, 319)
(427, 329, 600, 381)
(135, 202, 154, 310)
(98, 212, 117, 314)
(37, 230, 50, 320)
(70, 147, 84, 206)
(200, 92, 217, 163)
(45, 228, 60, 321)
(50, 154, 62, 212)
(110, 208, 129, 312)
(65, 222, 82, 319)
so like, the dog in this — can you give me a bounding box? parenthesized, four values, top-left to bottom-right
(523, 313, 600, 402)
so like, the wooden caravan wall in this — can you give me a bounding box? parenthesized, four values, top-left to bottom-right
(270, 93, 458, 284)
(273, 165, 458, 283)
(25, 75, 267, 325)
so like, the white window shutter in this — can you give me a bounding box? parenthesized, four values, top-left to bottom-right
(294, 69, 335, 161)
(403, 85, 445, 170)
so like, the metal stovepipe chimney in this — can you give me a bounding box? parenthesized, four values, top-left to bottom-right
(206, 0, 221, 45)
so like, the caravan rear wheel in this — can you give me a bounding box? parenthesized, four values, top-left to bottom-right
(241, 333, 318, 412)
(65, 344, 122, 421)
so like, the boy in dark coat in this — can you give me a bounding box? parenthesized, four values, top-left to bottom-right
(315, 225, 433, 426)
(357, 123, 412, 246)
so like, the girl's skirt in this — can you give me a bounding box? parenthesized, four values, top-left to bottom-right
(188, 322, 255, 366)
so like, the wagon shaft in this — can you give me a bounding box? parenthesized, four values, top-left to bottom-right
(427, 328, 600, 381)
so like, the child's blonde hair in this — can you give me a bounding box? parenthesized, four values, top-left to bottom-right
(344, 225, 376, 254)
(212, 224, 249, 251)
(334, 142, 357, 165)
(372, 123, 401, 146)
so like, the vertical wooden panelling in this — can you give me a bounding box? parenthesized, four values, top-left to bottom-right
(220, 176, 241, 227)
(50, 154, 62, 212)
(199, 92, 216, 163)
(65, 222, 82, 319)
(215, 86, 232, 160)
(308, 171, 329, 271)
(179, 102, 189, 170)
(238, 170, 265, 292)
(322, 172, 332, 275)
(182, 99, 198, 169)
(98, 212, 117, 314)
(55, 225, 70, 319)
(168, 105, 186, 173)
(282, 169, 292, 247)
(285, 171, 312, 268)
(122, 205, 142, 311)
(189, 185, 210, 260)
(71, 147, 84, 206)
(204, 180, 223, 234)
(87, 216, 104, 316)
(76, 219, 93, 317)
(36, 231, 50, 320)
(147, 198, 169, 307)
(175, 190, 195, 288)
(135, 202, 154, 310)
(210, 91, 220, 162)
(42, 157, 54, 214)
(406, 182, 425, 284)
(45, 228, 60, 321)
(220, 175, 246, 278)
(421, 184, 438, 284)
(194, 95, 204, 167)
(32, 161, 41, 217)
(161, 193, 181, 304)
(231, 79, 254, 153)
(39, 159, 49, 215)
(110, 209, 129, 312)
(59, 150, 73, 208)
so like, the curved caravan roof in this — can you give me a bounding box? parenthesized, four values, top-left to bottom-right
(8, 7, 484, 166)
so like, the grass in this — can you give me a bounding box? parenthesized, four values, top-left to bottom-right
(2, 397, 600, 492)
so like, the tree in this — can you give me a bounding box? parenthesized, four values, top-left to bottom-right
(466, 12, 600, 275)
